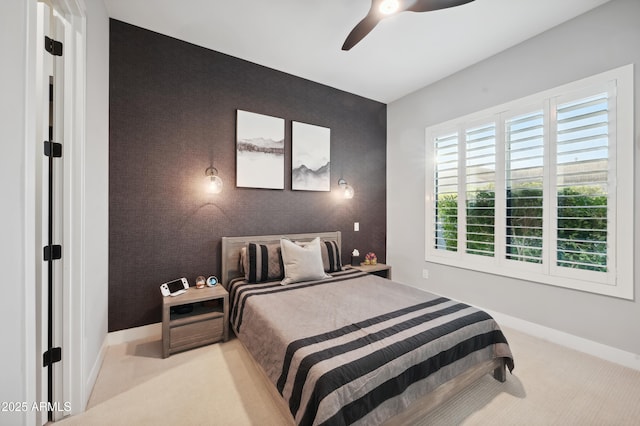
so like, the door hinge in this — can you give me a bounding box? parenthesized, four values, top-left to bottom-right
(43, 347, 62, 367)
(44, 141, 62, 158)
(44, 36, 63, 56)
(43, 245, 62, 261)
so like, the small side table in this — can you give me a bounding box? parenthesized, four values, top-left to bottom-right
(162, 285, 229, 358)
(352, 263, 392, 279)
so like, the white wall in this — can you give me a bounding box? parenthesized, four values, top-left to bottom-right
(0, 1, 34, 424)
(82, 0, 110, 409)
(0, 0, 109, 423)
(387, 0, 640, 356)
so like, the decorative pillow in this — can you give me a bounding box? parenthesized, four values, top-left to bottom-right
(295, 239, 343, 273)
(321, 240, 343, 272)
(280, 237, 330, 285)
(244, 242, 284, 283)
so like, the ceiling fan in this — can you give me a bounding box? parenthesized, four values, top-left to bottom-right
(342, 0, 476, 50)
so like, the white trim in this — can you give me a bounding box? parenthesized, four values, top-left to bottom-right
(36, 4, 52, 422)
(24, 1, 39, 425)
(58, 7, 88, 415)
(84, 335, 107, 407)
(483, 308, 640, 372)
(107, 323, 162, 346)
(613, 64, 635, 296)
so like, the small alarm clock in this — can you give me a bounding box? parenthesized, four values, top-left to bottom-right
(206, 276, 218, 287)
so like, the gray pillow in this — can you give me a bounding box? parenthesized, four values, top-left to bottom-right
(280, 237, 330, 285)
(296, 239, 343, 273)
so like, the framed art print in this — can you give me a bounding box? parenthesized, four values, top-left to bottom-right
(291, 121, 330, 191)
(236, 110, 285, 189)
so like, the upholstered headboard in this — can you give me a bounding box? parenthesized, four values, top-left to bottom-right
(220, 231, 342, 288)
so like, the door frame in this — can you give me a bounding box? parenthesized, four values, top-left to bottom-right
(26, 0, 87, 423)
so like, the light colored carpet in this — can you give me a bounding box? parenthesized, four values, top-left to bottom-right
(59, 327, 640, 425)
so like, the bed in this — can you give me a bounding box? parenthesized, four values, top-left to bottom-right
(221, 231, 514, 426)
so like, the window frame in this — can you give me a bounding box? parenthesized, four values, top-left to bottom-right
(425, 64, 634, 300)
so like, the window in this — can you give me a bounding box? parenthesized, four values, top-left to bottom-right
(425, 65, 634, 299)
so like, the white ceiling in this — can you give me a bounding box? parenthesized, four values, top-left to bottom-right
(103, 0, 611, 103)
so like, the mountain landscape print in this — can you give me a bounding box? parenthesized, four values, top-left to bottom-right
(236, 110, 285, 189)
(292, 121, 331, 191)
(292, 162, 331, 191)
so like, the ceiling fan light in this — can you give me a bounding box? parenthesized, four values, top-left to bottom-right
(379, 0, 400, 15)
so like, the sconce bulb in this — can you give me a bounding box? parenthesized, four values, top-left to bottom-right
(343, 184, 354, 199)
(208, 175, 223, 194)
(338, 178, 354, 199)
(205, 167, 223, 194)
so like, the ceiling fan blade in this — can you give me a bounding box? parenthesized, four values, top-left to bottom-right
(342, 12, 382, 51)
(341, 0, 474, 50)
(407, 0, 475, 13)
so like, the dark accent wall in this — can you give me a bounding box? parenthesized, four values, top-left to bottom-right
(109, 20, 387, 332)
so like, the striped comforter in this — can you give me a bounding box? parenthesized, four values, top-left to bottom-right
(230, 269, 514, 426)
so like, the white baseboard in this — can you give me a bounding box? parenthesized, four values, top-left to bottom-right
(484, 308, 640, 372)
(107, 322, 161, 345)
(83, 335, 108, 411)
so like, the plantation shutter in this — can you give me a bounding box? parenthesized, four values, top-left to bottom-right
(465, 123, 496, 256)
(505, 111, 544, 264)
(555, 93, 609, 272)
(434, 132, 459, 252)
(426, 65, 632, 299)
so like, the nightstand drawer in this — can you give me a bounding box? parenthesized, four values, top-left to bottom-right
(170, 316, 224, 349)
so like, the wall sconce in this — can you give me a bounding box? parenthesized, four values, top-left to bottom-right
(338, 178, 354, 199)
(205, 167, 223, 194)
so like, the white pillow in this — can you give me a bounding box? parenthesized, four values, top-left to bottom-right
(280, 237, 330, 285)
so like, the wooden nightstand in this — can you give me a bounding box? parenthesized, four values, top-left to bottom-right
(162, 285, 229, 358)
(352, 263, 392, 279)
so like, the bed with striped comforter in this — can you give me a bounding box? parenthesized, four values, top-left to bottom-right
(230, 268, 514, 426)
